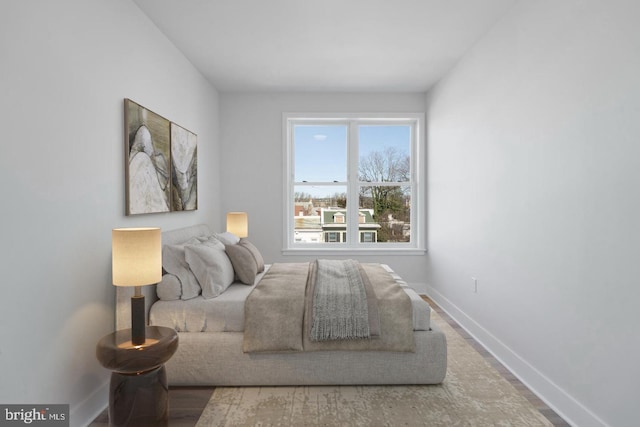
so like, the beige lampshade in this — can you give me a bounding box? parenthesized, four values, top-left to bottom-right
(226, 212, 248, 238)
(112, 227, 162, 287)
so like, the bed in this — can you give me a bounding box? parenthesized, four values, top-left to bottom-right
(116, 224, 447, 386)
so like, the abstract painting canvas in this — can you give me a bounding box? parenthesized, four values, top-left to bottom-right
(124, 99, 171, 215)
(170, 122, 197, 211)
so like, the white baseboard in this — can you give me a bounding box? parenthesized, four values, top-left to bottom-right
(70, 379, 108, 427)
(425, 285, 608, 427)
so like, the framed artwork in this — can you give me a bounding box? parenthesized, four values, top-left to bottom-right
(124, 99, 198, 215)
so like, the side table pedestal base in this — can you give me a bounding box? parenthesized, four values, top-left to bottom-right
(109, 365, 169, 427)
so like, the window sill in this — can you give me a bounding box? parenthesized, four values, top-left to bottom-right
(282, 247, 427, 256)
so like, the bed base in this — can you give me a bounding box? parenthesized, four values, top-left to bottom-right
(166, 328, 446, 386)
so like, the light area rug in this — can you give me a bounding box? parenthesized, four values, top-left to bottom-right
(196, 309, 552, 426)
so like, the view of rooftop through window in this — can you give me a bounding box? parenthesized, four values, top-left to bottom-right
(292, 123, 412, 244)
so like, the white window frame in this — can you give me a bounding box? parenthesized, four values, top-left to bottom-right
(283, 112, 425, 255)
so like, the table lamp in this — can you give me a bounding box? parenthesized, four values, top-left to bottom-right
(112, 227, 161, 345)
(226, 212, 248, 238)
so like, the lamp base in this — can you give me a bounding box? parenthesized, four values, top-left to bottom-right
(131, 294, 146, 345)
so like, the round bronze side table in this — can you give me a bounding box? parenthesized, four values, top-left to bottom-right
(96, 326, 178, 427)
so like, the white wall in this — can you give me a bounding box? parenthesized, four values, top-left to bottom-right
(0, 1, 220, 425)
(425, 1, 640, 426)
(219, 92, 429, 288)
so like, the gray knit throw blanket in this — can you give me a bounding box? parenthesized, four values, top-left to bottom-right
(310, 259, 370, 341)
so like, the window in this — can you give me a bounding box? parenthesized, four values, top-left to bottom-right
(361, 231, 376, 243)
(284, 113, 424, 253)
(326, 232, 341, 243)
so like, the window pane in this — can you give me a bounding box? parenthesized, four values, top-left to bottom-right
(360, 185, 411, 243)
(293, 185, 347, 208)
(359, 125, 411, 183)
(294, 125, 347, 182)
(293, 185, 347, 244)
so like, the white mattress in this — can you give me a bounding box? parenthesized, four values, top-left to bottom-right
(150, 264, 430, 333)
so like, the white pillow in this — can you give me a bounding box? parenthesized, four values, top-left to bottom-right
(185, 237, 235, 299)
(162, 237, 201, 300)
(156, 273, 182, 301)
(214, 232, 240, 245)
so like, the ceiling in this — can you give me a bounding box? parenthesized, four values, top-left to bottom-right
(133, 0, 516, 93)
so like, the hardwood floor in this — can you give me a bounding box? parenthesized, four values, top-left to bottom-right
(90, 298, 569, 426)
(89, 386, 214, 427)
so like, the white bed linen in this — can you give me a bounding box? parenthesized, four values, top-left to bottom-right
(150, 264, 430, 332)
